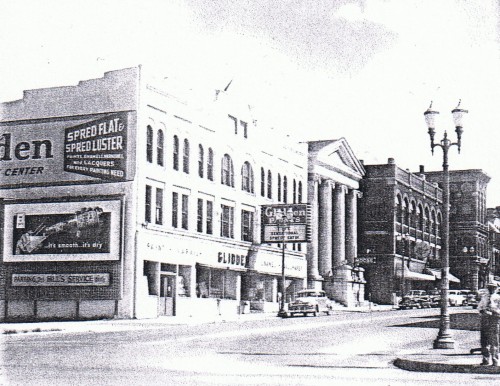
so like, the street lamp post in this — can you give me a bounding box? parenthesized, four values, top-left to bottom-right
(424, 100, 468, 350)
(277, 210, 294, 318)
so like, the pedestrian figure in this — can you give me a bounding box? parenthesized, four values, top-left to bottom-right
(478, 283, 500, 366)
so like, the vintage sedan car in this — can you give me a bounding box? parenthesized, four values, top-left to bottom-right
(398, 290, 431, 309)
(286, 289, 333, 317)
(427, 289, 441, 308)
(448, 290, 467, 306)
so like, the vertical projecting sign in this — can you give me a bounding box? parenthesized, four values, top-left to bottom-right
(260, 204, 311, 243)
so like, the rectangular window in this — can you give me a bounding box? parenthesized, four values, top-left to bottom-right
(145, 185, 152, 223)
(182, 194, 189, 230)
(197, 198, 203, 233)
(241, 210, 254, 242)
(172, 192, 178, 228)
(155, 188, 163, 225)
(221, 204, 234, 238)
(206, 200, 213, 235)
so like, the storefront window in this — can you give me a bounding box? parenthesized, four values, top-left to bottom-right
(196, 266, 237, 299)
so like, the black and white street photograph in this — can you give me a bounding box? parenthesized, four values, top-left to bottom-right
(1, 1, 500, 385)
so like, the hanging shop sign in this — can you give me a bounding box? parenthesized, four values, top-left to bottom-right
(260, 204, 311, 243)
(3, 199, 122, 262)
(11, 273, 110, 287)
(0, 111, 135, 187)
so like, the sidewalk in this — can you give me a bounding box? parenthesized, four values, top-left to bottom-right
(394, 313, 500, 374)
(0, 303, 393, 336)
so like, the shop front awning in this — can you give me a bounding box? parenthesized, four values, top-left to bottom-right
(403, 266, 435, 281)
(425, 268, 461, 283)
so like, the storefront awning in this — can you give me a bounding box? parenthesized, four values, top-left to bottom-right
(425, 268, 461, 283)
(403, 266, 435, 281)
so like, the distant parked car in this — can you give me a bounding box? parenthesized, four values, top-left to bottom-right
(448, 290, 467, 306)
(462, 290, 480, 308)
(399, 290, 431, 309)
(427, 289, 441, 308)
(286, 289, 333, 317)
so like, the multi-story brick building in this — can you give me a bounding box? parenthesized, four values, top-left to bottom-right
(357, 159, 453, 304)
(424, 169, 490, 291)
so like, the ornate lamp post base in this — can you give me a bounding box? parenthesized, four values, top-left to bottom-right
(433, 335, 455, 349)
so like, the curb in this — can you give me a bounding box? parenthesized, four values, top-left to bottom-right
(394, 357, 500, 374)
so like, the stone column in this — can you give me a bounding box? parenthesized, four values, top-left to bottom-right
(333, 184, 346, 267)
(345, 189, 360, 266)
(318, 180, 333, 277)
(306, 174, 321, 283)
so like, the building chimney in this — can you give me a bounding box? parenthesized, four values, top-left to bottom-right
(419, 165, 425, 174)
(388, 158, 395, 165)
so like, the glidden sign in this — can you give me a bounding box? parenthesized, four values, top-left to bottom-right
(0, 112, 132, 187)
(260, 204, 311, 243)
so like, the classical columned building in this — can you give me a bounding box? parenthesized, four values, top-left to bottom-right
(307, 139, 365, 306)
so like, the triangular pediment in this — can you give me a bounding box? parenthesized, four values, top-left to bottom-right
(308, 138, 365, 182)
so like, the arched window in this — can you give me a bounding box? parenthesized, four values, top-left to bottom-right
(396, 195, 403, 223)
(277, 174, 282, 202)
(221, 154, 234, 187)
(173, 135, 179, 170)
(146, 125, 153, 163)
(403, 198, 410, 226)
(183, 139, 190, 174)
(293, 179, 297, 203)
(198, 144, 204, 178)
(418, 205, 424, 230)
(241, 161, 254, 193)
(424, 207, 430, 234)
(157, 129, 164, 166)
(430, 210, 436, 234)
(260, 168, 265, 197)
(207, 148, 214, 181)
(298, 181, 303, 203)
(283, 176, 288, 203)
(267, 171, 272, 199)
(410, 202, 417, 228)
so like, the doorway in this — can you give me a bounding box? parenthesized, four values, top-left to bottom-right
(159, 274, 175, 316)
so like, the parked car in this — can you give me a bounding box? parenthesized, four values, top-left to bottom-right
(286, 289, 333, 317)
(399, 290, 431, 309)
(448, 290, 467, 306)
(427, 289, 441, 308)
(462, 290, 480, 308)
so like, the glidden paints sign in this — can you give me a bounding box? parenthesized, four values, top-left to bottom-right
(64, 113, 128, 180)
(0, 112, 134, 187)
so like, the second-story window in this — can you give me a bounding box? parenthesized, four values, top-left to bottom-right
(146, 126, 153, 163)
(229, 115, 238, 134)
(206, 200, 213, 235)
(182, 194, 189, 230)
(145, 185, 152, 223)
(261, 168, 265, 197)
(197, 198, 203, 233)
(183, 139, 190, 174)
(221, 154, 234, 187)
(173, 135, 179, 171)
(157, 129, 164, 166)
(155, 188, 163, 225)
(241, 210, 254, 242)
(172, 192, 178, 228)
(221, 204, 234, 238)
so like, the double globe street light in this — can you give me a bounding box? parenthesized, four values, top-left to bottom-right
(424, 100, 468, 350)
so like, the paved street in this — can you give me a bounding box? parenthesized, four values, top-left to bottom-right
(0, 308, 493, 386)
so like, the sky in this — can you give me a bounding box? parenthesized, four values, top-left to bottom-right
(1, 0, 500, 204)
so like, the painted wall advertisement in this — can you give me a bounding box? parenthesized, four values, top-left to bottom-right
(3, 200, 122, 262)
(260, 204, 311, 243)
(0, 111, 134, 187)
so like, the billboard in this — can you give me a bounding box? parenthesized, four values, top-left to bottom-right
(260, 204, 311, 243)
(3, 200, 122, 262)
(0, 112, 134, 187)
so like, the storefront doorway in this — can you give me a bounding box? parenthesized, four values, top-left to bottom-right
(159, 273, 175, 316)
